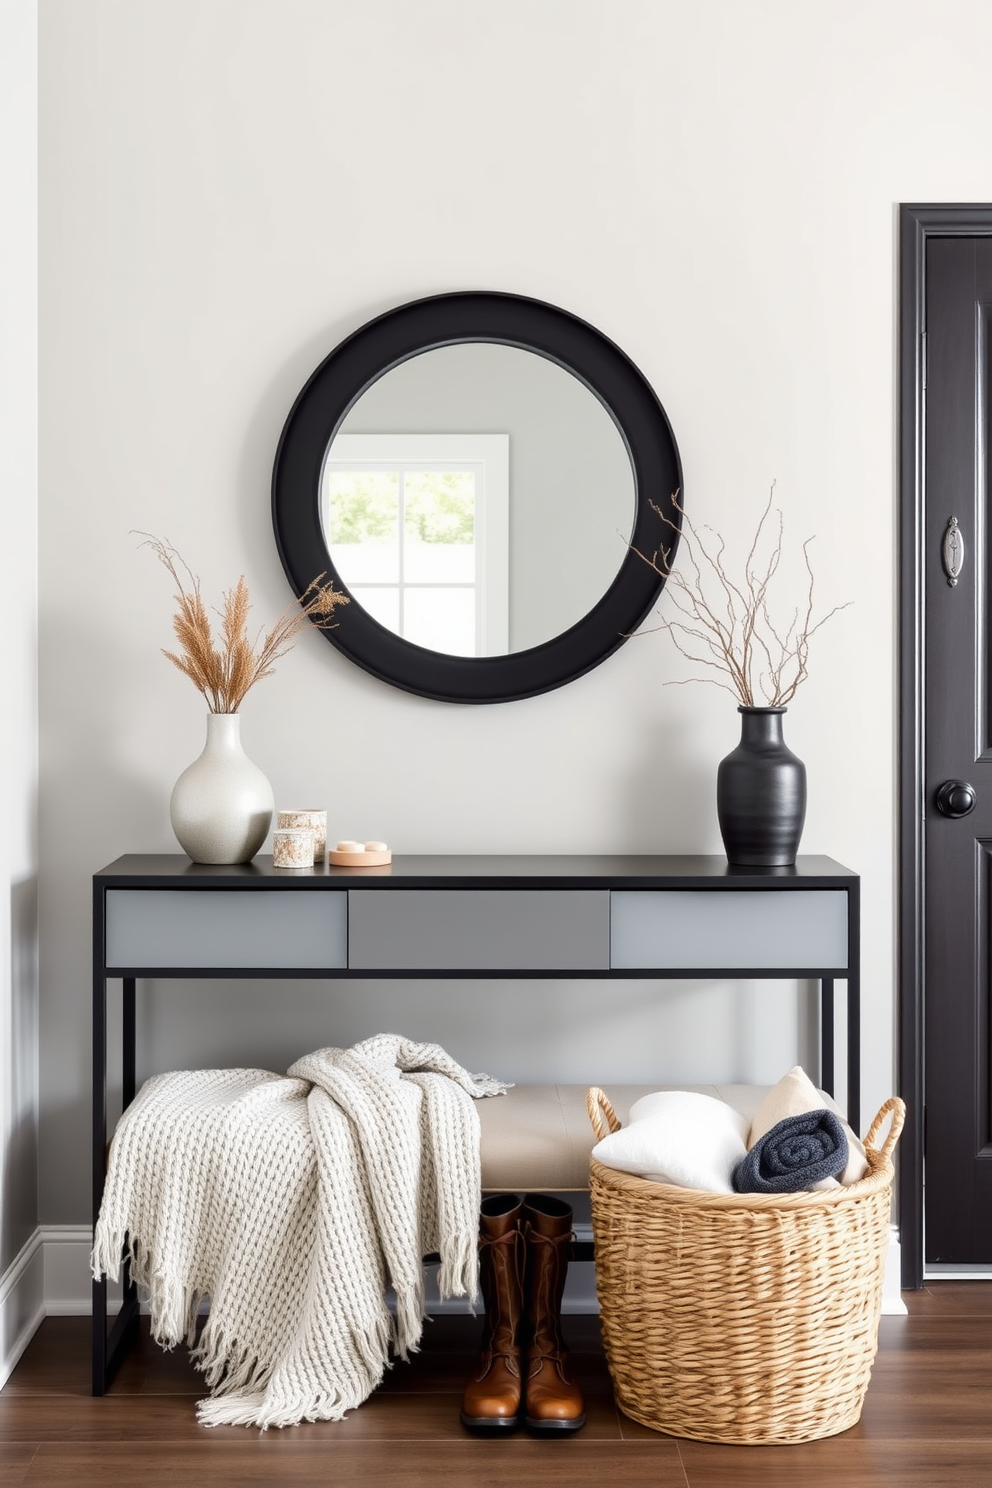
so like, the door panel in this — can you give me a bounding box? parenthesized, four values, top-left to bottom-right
(924, 236, 992, 1264)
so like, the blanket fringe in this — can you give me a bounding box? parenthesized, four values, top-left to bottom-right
(195, 1309, 394, 1428)
(437, 1230, 478, 1301)
(90, 1226, 124, 1286)
(91, 1227, 207, 1350)
(355, 1310, 395, 1377)
(392, 1283, 425, 1362)
(191, 1317, 274, 1395)
(196, 1388, 351, 1429)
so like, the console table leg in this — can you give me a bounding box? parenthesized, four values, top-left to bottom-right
(847, 882, 861, 1135)
(91, 1275, 107, 1397)
(820, 978, 835, 1098)
(122, 977, 136, 1108)
(91, 894, 108, 1395)
(92, 968, 140, 1394)
(121, 979, 138, 1318)
(848, 972, 860, 1136)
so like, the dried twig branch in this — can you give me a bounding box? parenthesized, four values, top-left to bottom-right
(136, 533, 348, 713)
(630, 486, 850, 707)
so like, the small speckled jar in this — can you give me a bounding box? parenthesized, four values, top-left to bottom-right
(272, 828, 315, 869)
(277, 809, 326, 863)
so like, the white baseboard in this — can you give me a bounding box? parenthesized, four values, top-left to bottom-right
(0, 1224, 117, 1388)
(882, 1225, 908, 1315)
(41, 1225, 102, 1315)
(0, 1228, 45, 1388)
(0, 1219, 908, 1389)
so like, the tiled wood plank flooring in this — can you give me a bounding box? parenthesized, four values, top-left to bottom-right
(1, 1284, 990, 1486)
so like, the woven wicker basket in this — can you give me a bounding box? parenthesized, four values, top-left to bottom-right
(587, 1087, 905, 1445)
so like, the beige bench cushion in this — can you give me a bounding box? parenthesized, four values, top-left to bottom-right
(477, 1082, 774, 1192)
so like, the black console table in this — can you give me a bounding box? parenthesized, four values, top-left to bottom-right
(92, 852, 860, 1393)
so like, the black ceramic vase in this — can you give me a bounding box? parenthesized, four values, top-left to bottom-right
(717, 706, 807, 867)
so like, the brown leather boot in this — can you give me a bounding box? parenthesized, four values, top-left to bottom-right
(521, 1193, 586, 1433)
(460, 1194, 525, 1431)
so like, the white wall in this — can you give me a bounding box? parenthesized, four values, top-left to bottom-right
(35, 0, 992, 1225)
(2, 0, 39, 1268)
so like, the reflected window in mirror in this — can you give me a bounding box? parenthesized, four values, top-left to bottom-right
(323, 434, 509, 656)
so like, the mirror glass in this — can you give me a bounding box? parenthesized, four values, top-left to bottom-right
(320, 343, 636, 658)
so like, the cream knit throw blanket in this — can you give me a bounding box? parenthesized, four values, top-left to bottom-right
(91, 1033, 509, 1428)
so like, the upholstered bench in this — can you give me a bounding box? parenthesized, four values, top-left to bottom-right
(425, 1083, 785, 1289)
(476, 1082, 776, 1192)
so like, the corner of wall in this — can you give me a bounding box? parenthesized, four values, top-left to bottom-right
(0, 0, 40, 1301)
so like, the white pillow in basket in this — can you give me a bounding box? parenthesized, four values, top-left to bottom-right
(747, 1065, 868, 1188)
(591, 1090, 749, 1194)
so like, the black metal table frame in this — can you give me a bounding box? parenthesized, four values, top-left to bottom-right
(92, 854, 860, 1394)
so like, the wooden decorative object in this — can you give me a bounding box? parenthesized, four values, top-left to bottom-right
(327, 846, 392, 867)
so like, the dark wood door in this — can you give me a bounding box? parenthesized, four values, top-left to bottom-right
(924, 236, 992, 1264)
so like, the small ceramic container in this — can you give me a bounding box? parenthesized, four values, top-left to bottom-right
(277, 809, 326, 863)
(272, 828, 315, 869)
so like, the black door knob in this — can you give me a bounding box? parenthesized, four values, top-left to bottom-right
(935, 780, 977, 818)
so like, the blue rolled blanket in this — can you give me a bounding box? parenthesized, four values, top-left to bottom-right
(732, 1108, 849, 1194)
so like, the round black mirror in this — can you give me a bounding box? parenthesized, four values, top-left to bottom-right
(272, 291, 682, 703)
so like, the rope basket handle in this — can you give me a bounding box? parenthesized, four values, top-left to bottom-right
(587, 1086, 621, 1140)
(863, 1095, 906, 1164)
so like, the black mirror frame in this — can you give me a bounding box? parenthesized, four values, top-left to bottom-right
(272, 291, 683, 704)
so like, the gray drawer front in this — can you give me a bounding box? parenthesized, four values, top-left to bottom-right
(105, 889, 348, 969)
(349, 889, 610, 970)
(610, 889, 849, 970)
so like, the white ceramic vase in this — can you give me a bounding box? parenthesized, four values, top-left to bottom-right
(170, 712, 274, 864)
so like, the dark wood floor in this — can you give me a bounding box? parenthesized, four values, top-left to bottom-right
(1, 1285, 990, 1486)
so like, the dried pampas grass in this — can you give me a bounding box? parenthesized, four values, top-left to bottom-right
(138, 534, 348, 713)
